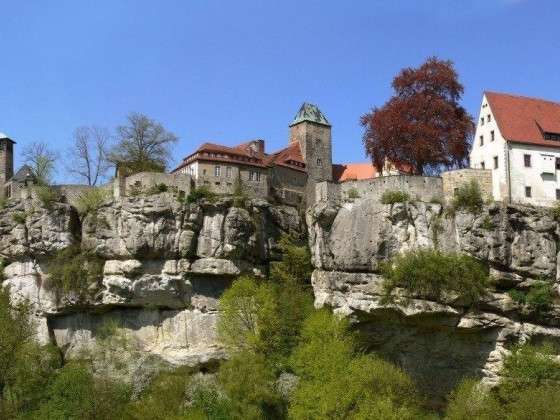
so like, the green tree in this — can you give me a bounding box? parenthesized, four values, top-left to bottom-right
(445, 378, 502, 420)
(289, 310, 422, 419)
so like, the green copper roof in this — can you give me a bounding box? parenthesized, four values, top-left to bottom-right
(289, 103, 331, 127)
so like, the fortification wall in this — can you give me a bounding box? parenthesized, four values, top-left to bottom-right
(316, 175, 443, 204)
(120, 172, 192, 197)
(441, 168, 493, 202)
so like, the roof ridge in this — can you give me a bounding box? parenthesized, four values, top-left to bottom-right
(485, 91, 560, 107)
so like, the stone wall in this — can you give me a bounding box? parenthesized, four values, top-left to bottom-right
(316, 175, 443, 205)
(195, 162, 269, 198)
(118, 172, 192, 197)
(441, 168, 493, 202)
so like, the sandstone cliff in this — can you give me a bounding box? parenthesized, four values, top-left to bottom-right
(0, 194, 303, 382)
(307, 197, 560, 400)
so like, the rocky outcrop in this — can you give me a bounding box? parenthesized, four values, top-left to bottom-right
(0, 194, 304, 372)
(307, 197, 560, 402)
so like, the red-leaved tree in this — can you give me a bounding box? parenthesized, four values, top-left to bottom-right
(361, 57, 474, 176)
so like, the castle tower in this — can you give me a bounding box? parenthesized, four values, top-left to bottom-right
(289, 103, 333, 188)
(0, 133, 15, 197)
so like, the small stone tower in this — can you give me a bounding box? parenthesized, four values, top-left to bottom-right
(289, 103, 332, 204)
(0, 133, 15, 198)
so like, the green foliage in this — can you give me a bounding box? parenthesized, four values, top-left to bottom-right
(44, 245, 104, 300)
(289, 310, 422, 419)
(505, 384, 560, 420)
(0, 197, 7, 210)
(187, 185, 216, 203)
(0, 287, 62, 417)
(481, 215, 495, 230)
(347, 188, 360, 199)
(75, 187, 110, 216)
(12, 211, 26, 225)
(445, 378, 502, 420)
(145, 183, 169, 195)
(117, 160, 166, 177)
(185, 380, 233, 420)
(430, 196, 444, 205)
(29, 362, 131, 420)
(452, 180, 483, 214)
(126, 367, 190, 420)
(232, 174, 248, 208)
(431, 215, 444, 246)
(508, 282, 554, 313)
(550, 201, 560, 220)
(500, 342, 560, 396)
(34, 185, 60, 209)
(381, 190, 410, 205)
(218, 352, 284, 419)
(381, 248, 489, 305)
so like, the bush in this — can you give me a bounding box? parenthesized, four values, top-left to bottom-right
(505, 384, 560, 420)
(187, 185, 216, 203)
(550, 202, 560, 220)
(381, 248, 489, 305)
(481, 215, 495, 230)
(44, 245, 104, 300)
(500, 342, 560, 396)
(445, 378, 502, 420)
(508, 282, 554, 313)
(34, 185, 60, 209)
(12, 211, 27, 224)
(289, 310, 422, 419)
(452, 180, 483, 214)
(381, 190, 410, 205)
(145, 183, 169, 195)
(75, 188, 110, 216)
(218, 352, 284, 419)
(347, 188, 360, 199)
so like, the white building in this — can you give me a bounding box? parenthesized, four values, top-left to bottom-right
(470, 91, 560, 206)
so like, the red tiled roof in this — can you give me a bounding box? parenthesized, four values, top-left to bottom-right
(265, 142, 306, 172)
(333, 163, 378, 181)
(485, 91, 560, 147)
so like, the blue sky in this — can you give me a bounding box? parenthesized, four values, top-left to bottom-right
(1, 0, 559, 182)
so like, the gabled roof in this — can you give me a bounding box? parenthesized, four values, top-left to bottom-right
(265, 142, 306, 172)
(333, 163, 378, 181)
(485, 91, 560, 147)
(289, 103, 330, 127)
(0, 132, 15, 143)
(11, 165, 35, 182)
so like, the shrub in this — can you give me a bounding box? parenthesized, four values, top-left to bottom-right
(12, 211, 27, 224)
(44, 245, 104, 300)
(507, 282, 554, 313)
(347, 188, 360, 199)
(381, 248, 489, 305)
(232, 175, 248, 208)
(381, 190, 410, 205)
(500, 342, 560, 398)
(145, 183, 169, 195)
(127, 184, 144, 196)
(505, 384, 560, 420)
(481, 215, 495, 230)
(452, 180, 483, 214)
(445, 378, 502, 420)
(186, 185, 216, 203)
(550, 201, 560, 220)
(218, 352, 284, 419)
(289, 310, 422, 419)
(34, 185, 60, 209)
(75, 188, 110, 216)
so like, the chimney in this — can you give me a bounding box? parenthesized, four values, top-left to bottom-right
(249, 139, 265, 155)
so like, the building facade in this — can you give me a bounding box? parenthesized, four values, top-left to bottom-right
(470, 91, 560, 206)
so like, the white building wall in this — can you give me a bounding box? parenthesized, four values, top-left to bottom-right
(509, 143, 560, 206)
(469, 94, 509, 201)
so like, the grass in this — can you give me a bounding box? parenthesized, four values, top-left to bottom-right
(380, 190, 410, 205)
(12, 211, 27, 224)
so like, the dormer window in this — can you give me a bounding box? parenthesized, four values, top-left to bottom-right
(544, 132, 560, 141)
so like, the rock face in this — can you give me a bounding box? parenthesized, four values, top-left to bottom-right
(0, 194, 304, 373)
(308, 198, 560, 403)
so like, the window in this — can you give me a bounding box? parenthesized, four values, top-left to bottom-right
(202, 169, 207, 175)
(556, 189, 560, 200)
(556, 158, 560, 170)
(525, 186, 532, 198)
(480, 135, 484, 146)
(226, 166, 232, 178)
(249, 171, 258, 181)
(214, 165, 221, 177)
(491, 130, 495, 141)
(317, 158, 322, 166)
(481, 162, 485, 169)
(493, 156, 498, 169)
(480, 117, 485, 126)
(487, 114, 491, 123)
(524, 154, 531, 167)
